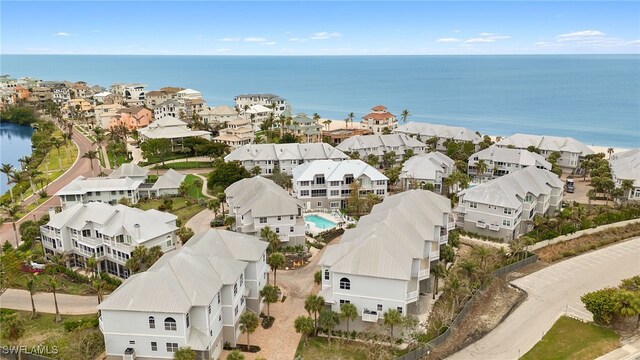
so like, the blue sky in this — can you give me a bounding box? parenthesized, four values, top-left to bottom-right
(2, 1, 639, 55)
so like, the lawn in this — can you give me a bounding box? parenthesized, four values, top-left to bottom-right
(0, 309, 104, 359)
(16, 196, 51, 218)
(295, 337, 401, 360)
(184, 174, 206, 199)
(137, 196, 205, 224)
(11, 270, 93, 296)
(521, 316, 620, 360)
(152, 161, 214, 169)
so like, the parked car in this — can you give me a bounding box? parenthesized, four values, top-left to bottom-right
(21, 262, 45, 274)
(565, 179, 575, 193)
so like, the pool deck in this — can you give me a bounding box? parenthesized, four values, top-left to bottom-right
(304, 212, 344, 236)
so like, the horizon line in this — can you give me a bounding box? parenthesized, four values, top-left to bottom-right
(3, 53, 640, 57)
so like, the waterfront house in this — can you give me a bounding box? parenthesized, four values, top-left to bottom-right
(108, 106, 153, 131)
(107, 163, 149, 182)
(284, 113, 323, 143)
(394, 122, 482, 152)
(199, 105, 240, 126)
(245, 104, 273, 130)
(319, 190, 451, 322)
(176, 88, 203, 100)
(213, 117, 255, 149)
(111, 83, 147, 106)
(336, 134, 426, 167)
(138, 115, 212, 149)
(456, 167, 564, 241)
(70, 81, 93, 99)
(496, 133, 593, 171)
(361, 105, 398, 134)
(97, 229, 269, 360)
(292, 159, 388, 210)
(400, 152, 455, 193)
(144, 90, 171, 108)
(468, 145, 552, 183)
(323, 128, 372, 146)
(184, 98, 206, 119)
(40, 202, 178, 278)
(234, 93, 287, 117)
(225, 143, 350, 176)
(226, 177, 306, 246)
(609, 148, 640, 201)
(153, 99, 185, 120)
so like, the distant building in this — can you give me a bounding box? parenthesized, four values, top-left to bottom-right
(70, 81, 93, 99)
(95, 104, 127, 129)
(138, 116, 211, 148)
(336, 134, 426, 167)
(111, 83, 147, 106)
(468, 145, 552, 183)
(361, 105, 398, 134)
(153, 99, 185, 120)
(40, 202, 178, 278)
(199, 105, 240, 126)
(496, 133, 593, 171)
(285, 113, 323, 143)
(234, 93, 287, 116)
(176, 88, 203, 100)
(609, 148, 640, 201)
(394, 122, 482, 152)
(213, 117, 255, 149)
(108, 106, 153, 130)
(93, 91, 113, 104)
(400, 152, 455, 193)
(245, 104, 273, 130)
(456, 167, 564, 241)
(323, 128, 372, 146)
(144, 90, 171, 108)
(225, 143, 350, 176)
(226, 177, 306, 246)
(292, 159, 388, 210)
(56, 176, 143, 209)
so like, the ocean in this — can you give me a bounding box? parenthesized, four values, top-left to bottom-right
(1, 54, 639, 148)
(0, 122, 34, 193)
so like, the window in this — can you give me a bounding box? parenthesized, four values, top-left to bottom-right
(277, 216, 281, 221)
(330, 190, 339, 196)
(164, 317, 177, 331)
(345, 176, 354, 184)
(290, 226, 294, 233)
(259, 217, 267, 224)
(300, 190, 309, 196)
(111, 191, 117, 195)
(219, 314, 222, 321)
(151, 342, 157, 351)
(166, 237, 173, 247)
(235, 305, 239, 316)
(275, 227, 280, 234)
(300, 181, 310, 186)
(339, 277, 351, 290)
(376, 189, 385, 195)
(129, 340, 136, 344)
(317, 201, 322, 207)
(340, 299, 350, 304)
(240, 274, 244, 286)
(82, 229, 91, 237)
(208, 305, 211, 314)
(234, 284, 238, 296)
(149, 316, 155, 329)
(397, 307, 403, 314)
(290, 215, 294, 220)
(468, 202, 477, 209)
(330, 202, 340, 209)
(525, 194, 534, 203)
(324, 269, 329, 280)
(330, 181, 340, 186)
(315, 176, 325, 185)
(503, 208, 512, 215)
(186, 313, 190, 328)
(502, 220, 511, 227)
(166, 343, 179, 352)
(311, 189, 326, 197)
(377, 304, 383, 311)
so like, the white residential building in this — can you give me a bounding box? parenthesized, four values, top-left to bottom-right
(213, 117, 255, 149)
(199, 105, 239, 126)
(468, 145, 552, 183)
(107, 163, 149, 182)
(456, 167, 564, 241)
(400, 152, 455, 193)
(226, 177, 306, 246)
(292, 160, 388, 210)
(336, 134, 426, 167)
(609, 148, 640, 201)
(361, 105, 398, 134)
(56, 176, 142, 209)
(153, 99, 185, 120)
(245, 104, 273, 131)
(176, 88, 203, 100)
(394, 122, 482, 152)
(138, 116, 212, 148)
(319, 190, 451, 322)
(98, 230, 269, 360)
(111, 83, 147, 106)
(225, 143, 350, 176)
(234, 93, 287, 117)
(496, 133, 593, 171)
(40, 202, 178, 278)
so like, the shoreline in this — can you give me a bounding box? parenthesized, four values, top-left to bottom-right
(321, 118, 631, 155)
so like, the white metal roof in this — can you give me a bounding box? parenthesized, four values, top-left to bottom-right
(292, 159, 388, 182)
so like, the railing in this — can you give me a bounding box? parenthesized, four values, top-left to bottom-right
(488, 224, 500, 231)
(406, 290, 419, 301)
(429, 250, 440, 262)
(447, 221, 456, 231)
(361, 310, 379, 323)
(475, 221, 487, 229)
(439, 234, 448, 244)
(99, 316, 104, 331)
(418, 269, 430, 279)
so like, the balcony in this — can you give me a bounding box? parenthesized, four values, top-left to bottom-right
(488, 224, 500, 231)
(429, 250, 440, 262)
(406, 291, 419, 302)
(447, 221, 456, 231)
(476, 221, 487, 229)
(418, 268, 430, 279)
(439, 234, 448, 244)
(361, 309, 379, 323)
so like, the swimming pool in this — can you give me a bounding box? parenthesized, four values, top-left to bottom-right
(304, 215, 338, 229)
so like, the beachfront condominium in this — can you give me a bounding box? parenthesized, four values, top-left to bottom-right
(226, 177, 306, 246)
(199, 105, 240, 126)
(336, 133, 426, 168)
(110, 83, 147, 106)
(319, 190, 451, 322)
(224, 143, 350, 176)
(361, 105, 398, 134)
(393, 121, 482, 152)
(40, 202, 178, 278)
(292, 159, 388, 210)
(456, 167, 564, 241)
(609, 148, 640, 201)
(468, 145, 552, 183)
(98, 229, 269, 360)
(234, 93, 288, 116)
(399, 152, 455, 193)
(153, 99, 185, 120)
(495, 133, 593, 171)
(284, 113, 323, 143)
(213, 117, 255, 149)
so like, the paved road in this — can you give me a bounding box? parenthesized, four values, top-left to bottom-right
(449, 237, 640, 360)
(185, 209, 216, 234)
(0, 288, 100, 315)
(1, 127, 96, 246)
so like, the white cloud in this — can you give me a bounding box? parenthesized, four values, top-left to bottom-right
(217, 48, 231, 52)
(535, 41, 550, 46)
(262, 42, 277, 46)
(456, 33, 511, 44)
(310, 32, 341, 40)
(478, 32, 495, 37)
(557, 30, 605, 42)
(54, 32, 74, 37)
(244, 37, 267, 42)
(220, 37, 240, 42)
(465, 38, 495, 43)
(629, 40, 640, 45)
(289, 37, 307, 42)
(436, 38, 462, 43)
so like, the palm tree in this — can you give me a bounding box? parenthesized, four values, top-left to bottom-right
(51, 137, 65, 156)
(260, 284, 279, 317)
(86, 255, 98, 279)
(267, 253, 286, 286)
(458, 259, 477, 281)
(92, 279, 106, 304)
(432, 262, 446, 299)
(607, 147, 614, 159)
(340, 302, 357, 333)
(347, 112, 355, 129)
(614, 290, 640, 328)
(260, 226, 280, 253)
(446, 274, 466, 311)
(3, 204, 22, 245)
(82, 150, 99, 173)
(173, 347, 197, 360)
(475, 159, 488, 182)
(471, 246, 491, 272)
(400, 109, 410, 124)
(1, 163, 15, 201)
(48, 276, 62, 322)
(294, 316, 314, 346)
(239, 311, 259, 349)
(27, 276, 38, 319)
(621, 179, 634, 202)
(383, 308, 402, 337)
(304, 294, 325, 335)
(318, 309, 340, 342)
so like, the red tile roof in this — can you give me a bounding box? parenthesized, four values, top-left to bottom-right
(362, 112, 395, 120)
(372, 105, 387, 111)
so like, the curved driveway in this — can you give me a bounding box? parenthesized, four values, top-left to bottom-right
(448, 237, 640, 360)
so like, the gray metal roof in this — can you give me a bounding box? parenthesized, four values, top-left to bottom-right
(151, 169, 185, 190)
(292, 159, 388, 182)
(56, 176, 142, 196)
(225, 143, 349, 162)
(469, 145, 551, 169)
(108, 163, 149, 179)
(400, 152, 455, 181)
(394, 121, 482, 143)
(609, 148, 640, 187)
(496, 133, 593, 155)
(336, 134, 425, 155)
(226, 177, 302, 218)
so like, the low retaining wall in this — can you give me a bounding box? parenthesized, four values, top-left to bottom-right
(530, 218, 640, 251)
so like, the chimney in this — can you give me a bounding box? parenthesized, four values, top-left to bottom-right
(134, 224, 141, 241)
(48, 207, 56, 219)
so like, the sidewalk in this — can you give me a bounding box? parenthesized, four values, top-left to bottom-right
(597, 337, 640, 360)
(0, 288, 100, 315)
